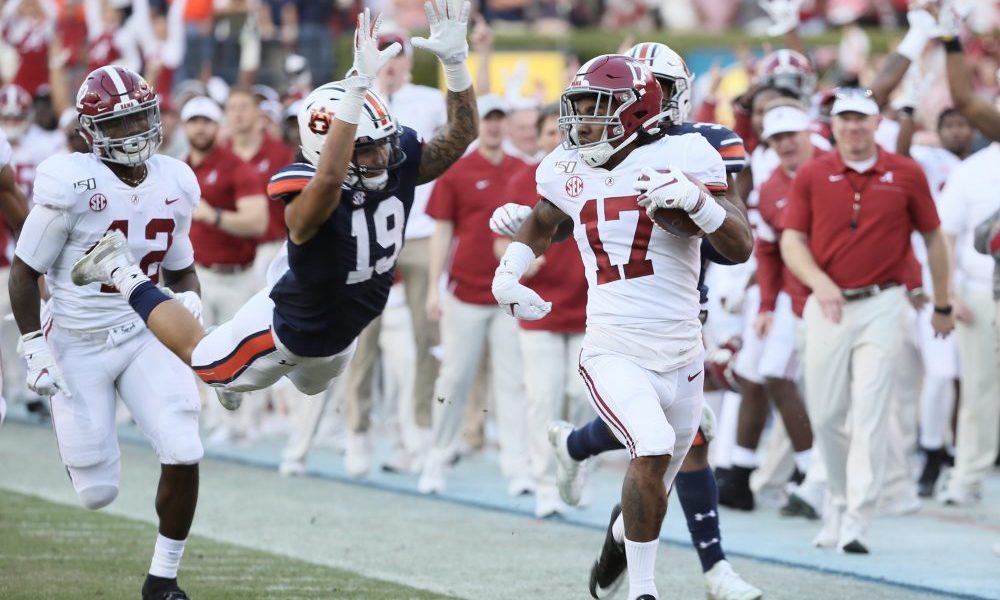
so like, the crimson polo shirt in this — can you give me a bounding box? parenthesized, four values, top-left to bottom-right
(225, 135, 293, 243)
(426, 150, 527, 305)
(187, 145, 261, 268)
(783, 149, 940, 290)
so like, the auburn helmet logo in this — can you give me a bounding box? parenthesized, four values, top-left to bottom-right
(308, 108, 332, 135)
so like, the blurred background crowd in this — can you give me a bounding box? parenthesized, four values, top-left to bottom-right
(0, 0, 998, 557)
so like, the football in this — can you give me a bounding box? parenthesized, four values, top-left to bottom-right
(649, 172, 711, 238)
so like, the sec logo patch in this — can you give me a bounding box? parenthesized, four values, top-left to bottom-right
(89, 193, 107, 211)
(565, 176, 584, 198)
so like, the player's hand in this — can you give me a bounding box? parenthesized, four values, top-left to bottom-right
(812, 275, 844, 324)
(931, 311, 955, 337)
(953, 296, 974, 324)
(489, 203, 532, 237)
(18, 331, 70, 397)
(166, 290, 204, 325)
(492, 270, 551, 320)
(411, 0, 471, 65)
(346, 8, 401, 88)
(753, 311, 774, 338)
(759, 0, 802, 37)
(634, 166, 702, 218)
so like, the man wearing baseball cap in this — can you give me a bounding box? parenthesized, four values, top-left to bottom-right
(780, 88, 954, 554)
(182, 96, 268, 442)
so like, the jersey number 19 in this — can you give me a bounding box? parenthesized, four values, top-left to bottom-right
(347, 197, 405, 284)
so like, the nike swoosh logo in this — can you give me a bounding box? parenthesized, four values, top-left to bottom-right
(688, 371, 702, 382)
(165, 198, 180, 205)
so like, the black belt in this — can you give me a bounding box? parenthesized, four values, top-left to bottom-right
(841, 281, 900, 302)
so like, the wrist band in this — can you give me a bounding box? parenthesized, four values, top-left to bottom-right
(942, 37, 962, 52)
(899, 106, 915, 117)
(933, 304, 953, 315)
(442, 61, 472, 93)
(689, 192, 727, 234)
(497, 241, 535, 279)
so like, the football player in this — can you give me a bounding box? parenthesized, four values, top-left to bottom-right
(69, 5, 477, 409)
(492, 54, 752, 600)
(8, 66, 204, 600)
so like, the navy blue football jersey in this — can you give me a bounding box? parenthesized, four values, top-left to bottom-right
(667, 121, 747, 175)
(266, 127, 423, 357)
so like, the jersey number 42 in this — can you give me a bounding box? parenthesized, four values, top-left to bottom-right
(99, 218, 174, 293)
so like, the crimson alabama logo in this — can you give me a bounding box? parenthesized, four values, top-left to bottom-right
(565, 175, 584, 198)
(88, 193, 107, 211)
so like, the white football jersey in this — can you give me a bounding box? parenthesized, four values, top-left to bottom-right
(910, 145, 961, 276)
(16, 152, 199, 332)
(536, 134, 727, 372)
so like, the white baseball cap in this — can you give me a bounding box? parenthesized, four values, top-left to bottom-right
(181, 96, 223, 123)
(762, 105, 811, 140)
(830, 88, 879, 116)
(477, 94, 509, 118)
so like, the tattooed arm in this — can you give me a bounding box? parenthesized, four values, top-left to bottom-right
(416, 87, 478, 185)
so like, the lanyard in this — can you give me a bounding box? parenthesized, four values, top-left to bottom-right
(843, 170, 876, 231)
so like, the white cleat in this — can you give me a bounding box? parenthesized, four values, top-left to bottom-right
(705, 560, 763, 600)
(214, 387, 243, 411)
(417, 451, 448, 495)
(548, 420, 586, 506)
(278, 458, 306, 477)
(71, 230, 136, 286)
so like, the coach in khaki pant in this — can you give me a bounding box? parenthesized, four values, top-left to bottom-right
(781, 89, 953, 554)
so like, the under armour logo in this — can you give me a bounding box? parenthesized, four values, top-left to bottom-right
(693, 510, 717, 521)
(698, 537, 720, 549)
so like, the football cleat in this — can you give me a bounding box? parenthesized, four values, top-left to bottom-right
(705, 560, 762, 600)
(548, 420, 586, 506)
(141, 575, 191, 600)
(71, 230, 136, 286)
(214, 387, 243, 411)
(717, 465, 755, 511)
(780, 492, 820, 520)
(589, 504, 626, 599)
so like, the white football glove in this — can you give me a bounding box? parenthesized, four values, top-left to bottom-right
(345, 9, 401, 88)
(634, 166, 702, 217)
(411, 0, 471, 65)
(492, 270, 551, 321)
(166, 290, 204, 325)
(489, 203, 532, 237)
(758, 0, 802, 37)
(18, 331, 70, 397)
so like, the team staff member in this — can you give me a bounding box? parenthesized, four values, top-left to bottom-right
(420, 95, 531, 496)
(491, 104, 589, 519)
(781, 88, 953, 554)
(937, 25, 1000, 508)
(183, 96, 267, 439)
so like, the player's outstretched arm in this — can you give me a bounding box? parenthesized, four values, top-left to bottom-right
(943, 41, 1000, 142)
(285, 9, 401, 245)
(413, 0, 478, 185)
(703, 192, 753, 263)
(492, 199, 568, 320)
(514, 198, 571, 256)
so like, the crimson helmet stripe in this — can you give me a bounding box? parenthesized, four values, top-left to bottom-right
(101, 66, 129, 98)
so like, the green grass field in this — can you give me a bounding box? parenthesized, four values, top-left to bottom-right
(0, 489, 456, 600)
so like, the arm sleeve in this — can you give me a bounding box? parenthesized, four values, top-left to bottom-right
(907, 164, 942, 233)
(14, 205, 71, 273)
(424, 172, 456, 221)
(161, 212, 194, 271)
(782, 165, 812, 233)
(755, 237, 783, 313)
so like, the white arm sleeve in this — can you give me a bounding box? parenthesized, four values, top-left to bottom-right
(14, 205, 71, 274)
(161, 212, 195, 271)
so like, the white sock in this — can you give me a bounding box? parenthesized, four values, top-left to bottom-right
(731, 445, 759, 469)
(110, 264, 151, 301)
(794, 449, 813, 473)
(148, 533, 186, 579)
(624, 537, 659, 600)
(612, 511, 625, 544)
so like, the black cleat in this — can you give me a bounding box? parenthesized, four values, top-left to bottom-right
(636, 596, 657, 600)
(589, 504, 626, 599)
(917, 447, 947, 498)
(780, 491, 820, 520)
(840, 539, 869, 554)
(142, 574, 191, 600)
(717, 465, 755, 511)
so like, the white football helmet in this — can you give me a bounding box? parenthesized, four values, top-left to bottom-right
(298, 82, 405, 192)
(626, 42, 694, 126)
